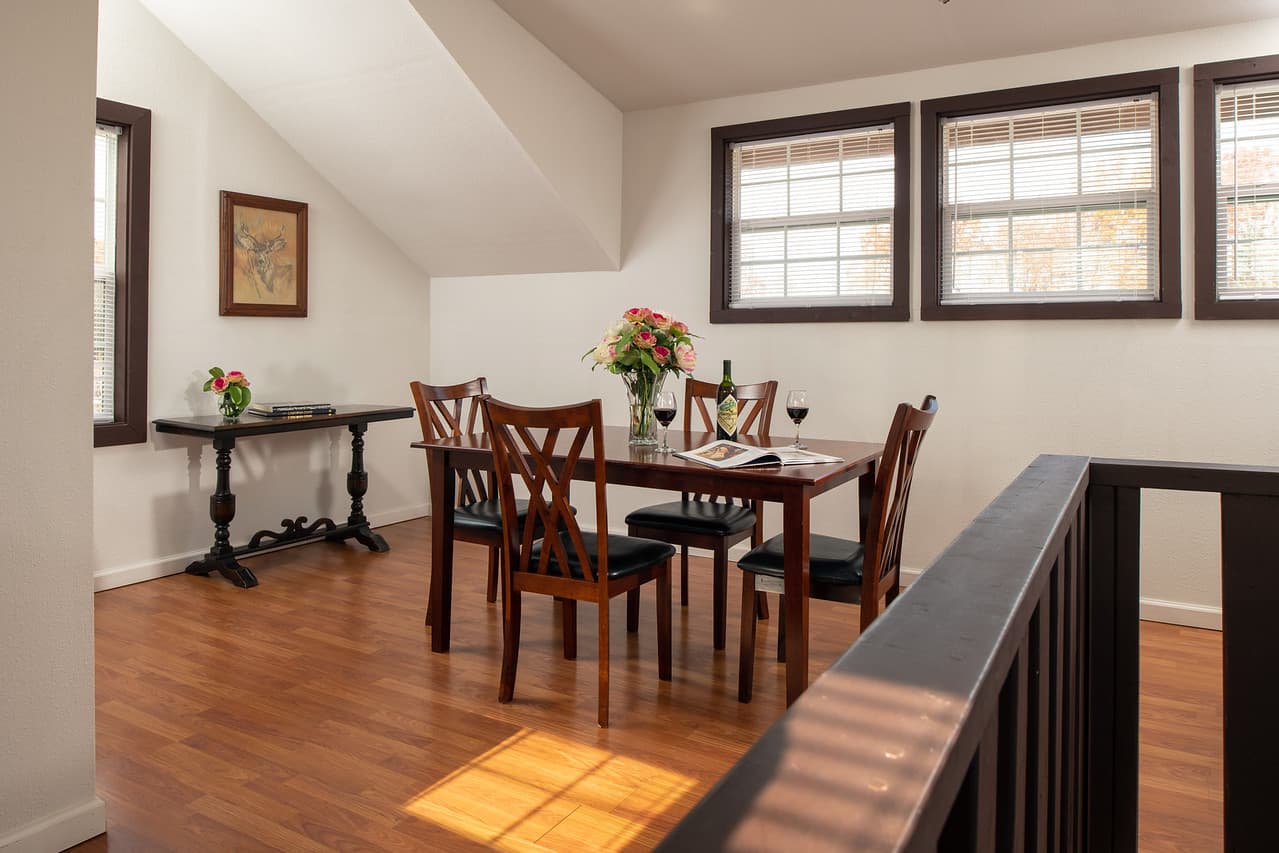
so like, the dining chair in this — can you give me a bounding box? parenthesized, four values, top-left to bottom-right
(624, 377, 778, 651)
(736, 395, 939, 703)
(410, 377, 515, 620)
(483, 396, 675, 728)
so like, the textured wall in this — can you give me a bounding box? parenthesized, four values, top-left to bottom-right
(0, 0, 106, 848)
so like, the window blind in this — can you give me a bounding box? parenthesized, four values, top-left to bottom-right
(1216, 79, 1279, 300)
(94, 123, 120, 423)
(728, 124, 895, 308)
(940, 95, 1160, 304)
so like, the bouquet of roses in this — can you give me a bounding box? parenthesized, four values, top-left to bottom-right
(202, 366, 252, 415)
(584, 307, 697, 378)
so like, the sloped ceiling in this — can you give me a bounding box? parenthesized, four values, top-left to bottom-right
(138, 0, 621, 277)
(494, 0, 1279, 110)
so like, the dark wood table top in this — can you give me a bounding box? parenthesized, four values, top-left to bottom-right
(413, 426, 882, 490)
(154, 405, 414, 439)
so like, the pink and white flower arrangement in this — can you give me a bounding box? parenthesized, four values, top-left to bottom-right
(202, 366, 252, 417)
(583, 308, 697, 381)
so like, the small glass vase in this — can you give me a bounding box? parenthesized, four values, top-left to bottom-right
(219, 390, 251, 422)
(622, 371, 667, 446)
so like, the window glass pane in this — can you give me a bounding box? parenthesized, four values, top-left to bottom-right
(941, 94, 1159, 304)
(1215, 80, 1279, 298)
(93, 124, 120, 422)
(729, 122, 897, 308)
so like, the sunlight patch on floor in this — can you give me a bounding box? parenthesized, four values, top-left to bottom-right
(404, 728, 697, 851)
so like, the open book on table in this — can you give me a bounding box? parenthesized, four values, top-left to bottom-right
(675, 439, 843, 469)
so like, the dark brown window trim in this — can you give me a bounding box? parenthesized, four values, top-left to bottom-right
(710, 102, 911, 324)
(1193, 54, 1279, 320)
(920, 68, 1182, 321)
(94, 98, 151, 447)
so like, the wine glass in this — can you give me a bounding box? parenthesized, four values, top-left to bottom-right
(786, 390, 808, 449)
(654, 391, 678, 453)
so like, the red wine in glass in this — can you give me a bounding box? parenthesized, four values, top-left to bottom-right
(654, 391, 677, 453)
(786, 390, 808, 449)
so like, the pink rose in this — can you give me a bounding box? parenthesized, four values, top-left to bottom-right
(650, 311, 673, 330)
(652, 345, 671, 366)
(670, 320, 689, 337)
(675, 344, 697, 371)
(634, 330, 657, 349)
(210, 376, 229, 392)
(623, 307, 653, 325)
(226, 370, 244, 380)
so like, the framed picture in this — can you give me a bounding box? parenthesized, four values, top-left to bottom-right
(219, 191, 308, 317)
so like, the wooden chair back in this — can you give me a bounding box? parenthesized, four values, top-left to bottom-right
(483, 397, 609, 586)
(684, 378, 777, 440)
(860, 396, 939, 623)
(409, 377, 492, 506)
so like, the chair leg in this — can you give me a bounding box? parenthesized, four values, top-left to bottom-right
(738, 573, 757, 703)
(680, 546, 689, 606)
(486, 546, 499, 604)
(712, 546, 728, 651)
(776, 594, 786, 663)
(626, 588, 640, 633)
(597, 596, 610, 728)
(498, 590, 521, 703)
(562, 599, 577, 660)
(657, 564, 672, 681)
(755, 591, 769, 620)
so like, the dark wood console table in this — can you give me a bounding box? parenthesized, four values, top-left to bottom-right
(154, 405, 414, 588)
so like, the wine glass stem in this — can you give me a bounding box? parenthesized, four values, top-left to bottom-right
(795, 425, 801, 446)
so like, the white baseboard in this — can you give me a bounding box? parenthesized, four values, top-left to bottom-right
(93, 503, 431, 593)
(0, 797, 106, 852)
(900, 567, 1221, 631)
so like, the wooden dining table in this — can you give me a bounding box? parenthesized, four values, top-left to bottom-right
(412, 426, 882, 706)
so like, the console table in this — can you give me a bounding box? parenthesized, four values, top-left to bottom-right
(154, 405, 414, 588)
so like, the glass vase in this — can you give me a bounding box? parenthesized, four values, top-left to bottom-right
(219, 389, 251, 421)
(622, 371, 667, 446)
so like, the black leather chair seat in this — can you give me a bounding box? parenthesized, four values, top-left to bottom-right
(738, 533, 864, 585)
(453, 498, 528, 532)
(625, 500, 756, 536)
(529, 532, 676, 580)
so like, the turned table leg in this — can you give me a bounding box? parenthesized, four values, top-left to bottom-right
(328, 422, 389, 551)
(185, 435, 258, 588)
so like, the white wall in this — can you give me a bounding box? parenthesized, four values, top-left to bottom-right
(93, 0, 431, 590)
(0, 1, 107, 850)
(431, 19, 1279, 628)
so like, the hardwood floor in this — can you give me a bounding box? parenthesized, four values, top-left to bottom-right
(78, 518, 1222, 851)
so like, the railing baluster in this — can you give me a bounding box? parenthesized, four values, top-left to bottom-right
(998, 637, 1029, 853)
(1048, 560, 1063, 853)
(1032, 595, 1050, 853)
(1220, 492, 1279, 853)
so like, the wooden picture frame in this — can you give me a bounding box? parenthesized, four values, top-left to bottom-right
(219, 190, 308, 317)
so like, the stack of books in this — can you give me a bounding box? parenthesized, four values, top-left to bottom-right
(247, 401, 337, 418)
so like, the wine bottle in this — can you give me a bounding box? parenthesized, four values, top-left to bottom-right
(716, 359, 738, 441)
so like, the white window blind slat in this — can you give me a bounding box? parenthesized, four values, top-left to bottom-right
(1216, 80, 1279, 300)
(729, 125, 895, 309)
(940, 95, 1160, 305)
(94, 124, 121, 422)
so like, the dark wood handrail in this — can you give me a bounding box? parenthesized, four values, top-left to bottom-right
(662, 454, 1279, 852)
(658, 455, 1091, 850)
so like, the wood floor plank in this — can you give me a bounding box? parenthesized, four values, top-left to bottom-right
(76, 518, 1223, 852)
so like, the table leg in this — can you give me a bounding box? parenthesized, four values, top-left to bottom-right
(783, 488, 811, 706)
(858, 459, 876, 541)
(185, 435, 257, 588)
(327, 423, 389, 551)
(427, 447, 456, 653)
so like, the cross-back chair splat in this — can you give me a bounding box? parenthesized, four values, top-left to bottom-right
(483, 397, 674, 727)
(410, 378, 506, 613)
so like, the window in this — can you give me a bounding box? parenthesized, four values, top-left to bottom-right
(710, 103, 910, 323)
(921, 69, 1180, 320)
(1194, 54, 1279, 319)
(93, 98, 150, 447)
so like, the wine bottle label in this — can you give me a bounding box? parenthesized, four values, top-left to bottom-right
(717, 395, 738, 435)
